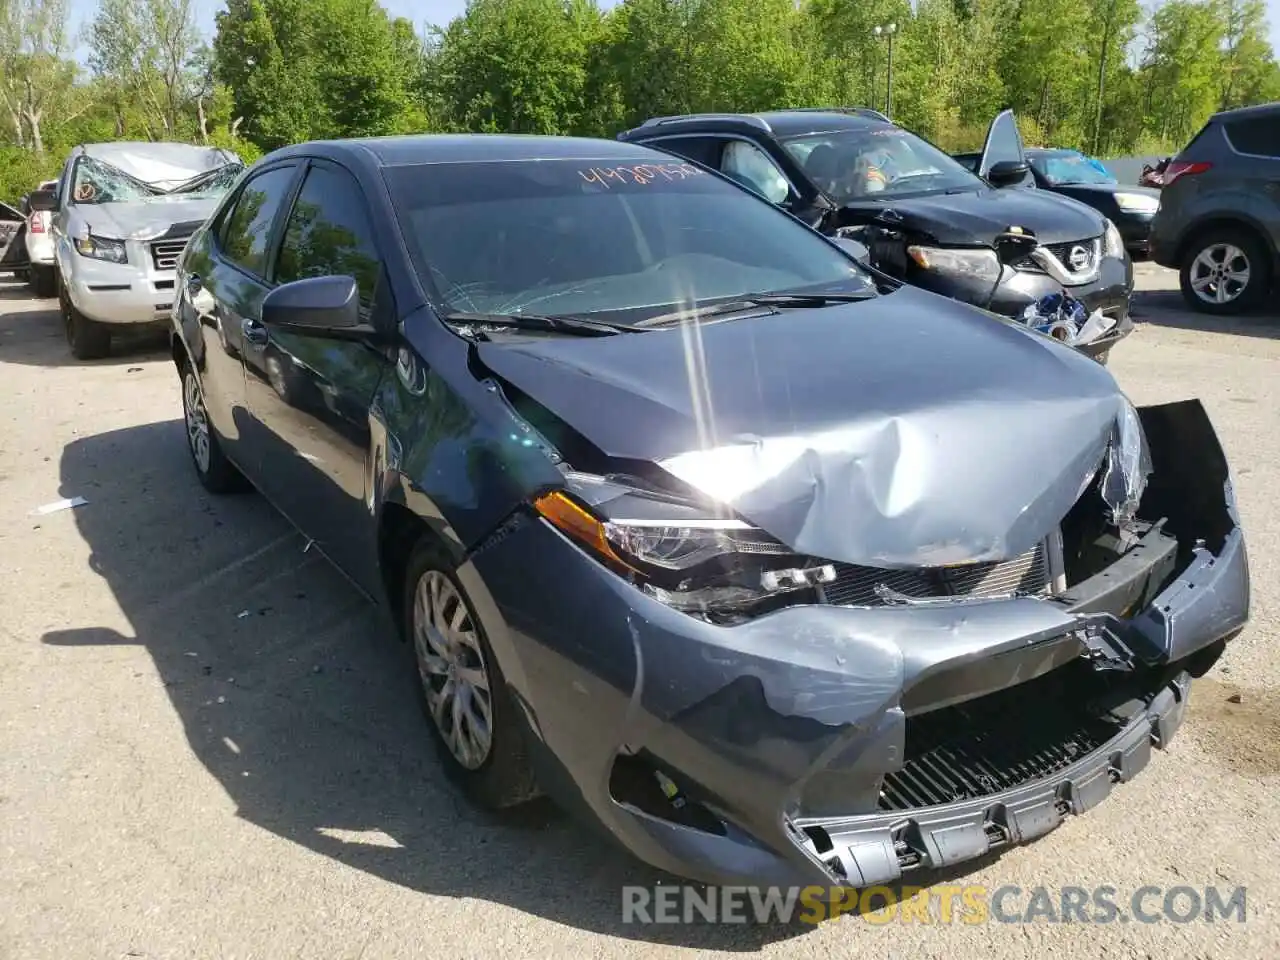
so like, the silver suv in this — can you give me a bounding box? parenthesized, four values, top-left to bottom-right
(28, 142, 242, 358)
(1150, 102, 1280, 315)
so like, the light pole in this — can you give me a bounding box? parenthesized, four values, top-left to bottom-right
(873, 22, 897, 117)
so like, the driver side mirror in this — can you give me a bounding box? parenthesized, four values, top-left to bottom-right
(27, 188, 57, 212)
(987, 160, 1030, 188)
(262, 275, 372, 339)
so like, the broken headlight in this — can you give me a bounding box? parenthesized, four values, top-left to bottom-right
(906, 245, 1001, 284)
(74, 233, 128, 264)
(534, 471, 832, 617)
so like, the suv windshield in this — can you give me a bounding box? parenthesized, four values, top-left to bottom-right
(781, 126, 984, 203)
(1030, 151, 1116, 185)
(384, 157, 874, 323)
(70, 156, 242, 204)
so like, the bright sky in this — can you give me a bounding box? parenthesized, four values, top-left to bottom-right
(67, 0, 1280, 67)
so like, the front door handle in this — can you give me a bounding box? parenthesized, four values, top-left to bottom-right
(242, 316, 269, 346)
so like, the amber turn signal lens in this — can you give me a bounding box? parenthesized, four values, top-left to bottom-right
(533, 492, 638, 574)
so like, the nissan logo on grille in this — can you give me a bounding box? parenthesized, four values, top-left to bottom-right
(1068, 244, 1091, 271)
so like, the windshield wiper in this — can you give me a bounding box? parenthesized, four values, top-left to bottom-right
(635, 291, 876, 328)
(443, 311, 637, 337)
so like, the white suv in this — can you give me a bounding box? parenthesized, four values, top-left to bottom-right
(24, 179, 58, 296)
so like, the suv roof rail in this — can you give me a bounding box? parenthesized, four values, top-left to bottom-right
(637, 113, 774, 133)
(788, 106, 892, 123)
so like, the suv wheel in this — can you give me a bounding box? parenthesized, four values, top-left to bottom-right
(59, 282, 111, 360)
(1179, 228, 1272, 315)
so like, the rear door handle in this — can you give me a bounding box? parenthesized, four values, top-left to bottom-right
(242, 316, 269, 346)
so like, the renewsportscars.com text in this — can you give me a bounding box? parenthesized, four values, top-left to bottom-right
(621, 884, 1248, 925)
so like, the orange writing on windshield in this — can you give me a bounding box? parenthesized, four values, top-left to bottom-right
(578, 163, 706, 188)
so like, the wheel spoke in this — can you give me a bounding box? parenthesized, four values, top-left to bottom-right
(1191, 273, 1214, 291)
(455, 665, 488, 691)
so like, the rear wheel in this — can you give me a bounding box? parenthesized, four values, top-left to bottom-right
(60, 282, 111, 360)
(180, 364, 250, 494)
(404, 540, 538, 810)
(30, 264, 55, 298)
(1179, 227, 1271, 315)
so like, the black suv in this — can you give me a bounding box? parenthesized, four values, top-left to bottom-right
(619, 108, 1135, 361)
(1150, 101, 1280, 315)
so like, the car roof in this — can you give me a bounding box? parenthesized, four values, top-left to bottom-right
(264, 134, 665, 170)
(623, 109, 893, 140)
(1210, 101, 1280, 122)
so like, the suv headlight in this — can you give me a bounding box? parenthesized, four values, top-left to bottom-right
(906, 245, 1001, 283)
(1103, 219, 1125, 260)
(533, 472, 833, 619)
(74, 234, 128, 264)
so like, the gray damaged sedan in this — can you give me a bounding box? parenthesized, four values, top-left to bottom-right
(169, 135, 1250, 893)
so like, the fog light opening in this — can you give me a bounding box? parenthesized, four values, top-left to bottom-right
(607, 751, 726, 835)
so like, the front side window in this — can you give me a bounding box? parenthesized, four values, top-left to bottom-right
(220, 166, 298, 278)
(384, 157, 873, 323)
(781, 127, 984, 202)
(275, 164, 381, 307)
(1029, 151, 1117, 185)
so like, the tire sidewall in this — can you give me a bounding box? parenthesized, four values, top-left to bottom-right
(402, 540, 536, 808)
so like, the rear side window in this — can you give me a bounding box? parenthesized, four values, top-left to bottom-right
(1225, 118, 1280, 158)
(643, 136, 723, 168)
(220, 165, 297, 278)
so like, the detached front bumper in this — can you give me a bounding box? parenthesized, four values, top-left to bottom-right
(465, 400, 1248, 891)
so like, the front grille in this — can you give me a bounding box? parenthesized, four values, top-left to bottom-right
(879, 662, 1127, 811)
(150, 239, 188, 272)
(820, 541, 1051, 607)
(1044, 238, 1100, 271)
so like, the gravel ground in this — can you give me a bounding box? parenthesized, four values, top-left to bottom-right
(1, 266, 1278, 959)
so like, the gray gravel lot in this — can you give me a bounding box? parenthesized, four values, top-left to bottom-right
(1, 266, 1278, 959)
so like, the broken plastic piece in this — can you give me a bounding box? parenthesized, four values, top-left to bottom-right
(29, 496, 88, 516)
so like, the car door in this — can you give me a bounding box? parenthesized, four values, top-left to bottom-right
(0, 200, 29, 271)
(977, 109, 1035, 188)
(189, 161, 302, 474)
(242, 159, 392, 594)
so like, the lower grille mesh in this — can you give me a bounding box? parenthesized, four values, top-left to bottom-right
(879, 664, 1126, 811)
(821, 540, 1051, 607)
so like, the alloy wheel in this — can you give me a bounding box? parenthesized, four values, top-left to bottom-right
(1189, 243, 1251, 306)
(182, 371, 211, 474)
(412, 570, 493, 770)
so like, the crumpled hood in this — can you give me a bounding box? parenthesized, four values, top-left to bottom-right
(81, 141, 237, 189)
(844, 186, 1106, 247)
(77, 197, 224, 241)
(476, 285, 1145, 567)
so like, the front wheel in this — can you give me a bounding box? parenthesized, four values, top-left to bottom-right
(60, 283, 111, 360)
(404, 542, 538, 810)
(1179, 228, 1272, 315)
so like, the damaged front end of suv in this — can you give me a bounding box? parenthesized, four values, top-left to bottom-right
(436, 322, 1248, 893)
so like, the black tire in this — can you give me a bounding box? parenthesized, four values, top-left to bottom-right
(179, 362, 251, 494)
(403, 538, 538, 810)
(31, 264, 55, 298)
(1179, 227, 1272, 316)
(60, 284, 111, 360)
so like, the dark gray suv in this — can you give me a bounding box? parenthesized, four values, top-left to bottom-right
(1150, 102, 1280, 315)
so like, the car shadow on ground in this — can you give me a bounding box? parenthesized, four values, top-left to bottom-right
(42, 419, 927, 947)
(0, 281, 168, 365)
(1131, 289, 1280, 340)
